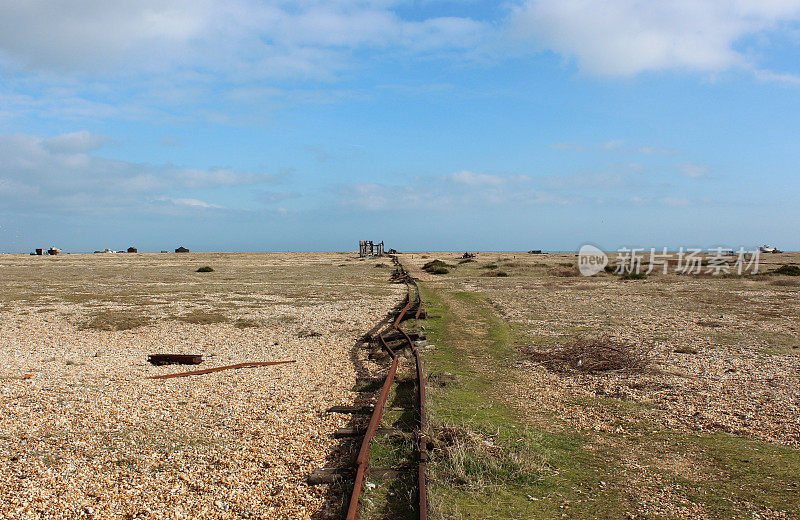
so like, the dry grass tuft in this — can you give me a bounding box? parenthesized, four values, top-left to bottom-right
(549, 266, 579, 277)
(80, 311, 150, 331)
(234, 317, 261, 328)
(297, 329, 322, 338)
(770, 278, 800, 287)
(522, 337, 650, 373)
(480, 270, 509, 277)
(429, 424, 544, 491)
(177, 310, 227, 325)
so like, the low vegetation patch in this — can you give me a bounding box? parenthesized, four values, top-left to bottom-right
(548, 266, 579, 277)
(480, 270, 509, 277)
(297, 329, 322, 338)
(458, 258, 476, 264)
(178, 310, 227, 324)
(196, 266, 214, 273)
(234, 318, 261, 328)
(771, 264, 800, 276)
(522, 337, 650, 373)
(429, 423, 542, 491)
(80, 311, 150, 331)
(423, 260, 451, 275)
(770, 278, 800, 287)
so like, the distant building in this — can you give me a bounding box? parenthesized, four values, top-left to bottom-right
(47, 247, 61, 255)
(175, 246, 190, 253)
(127, 247, 138, 253)
(35, 249, 43, 256)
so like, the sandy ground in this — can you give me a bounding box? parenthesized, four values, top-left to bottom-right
(0, 252, 403, 520)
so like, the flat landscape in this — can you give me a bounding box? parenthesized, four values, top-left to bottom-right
(0, 253, 402, 519)
(1, 251, 799, 519)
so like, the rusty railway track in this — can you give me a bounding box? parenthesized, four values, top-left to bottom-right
(327, 256, 428, 520)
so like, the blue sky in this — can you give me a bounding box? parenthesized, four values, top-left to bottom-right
(1, 0, 799, 253)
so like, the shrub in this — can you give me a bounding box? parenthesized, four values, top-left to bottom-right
(458, 258, 476, 264)
(423, 260, 451, 275)
(196, 266, 214, 273)
(522, 337, 650, 373)
(483, 263, 499, 270)
(480, 270, 508, 277)
(772, 265, 800, 276)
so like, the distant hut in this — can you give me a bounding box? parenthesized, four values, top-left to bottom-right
(175, 246, 190, 253)
(47, 247, 61, 256)
(127, 247, 138, 253)
(35, 248, 43, 256)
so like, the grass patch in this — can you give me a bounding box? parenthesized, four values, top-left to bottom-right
(80, 311, 150, 331)
(178, 310, 227, 324)
(297, 329, 322, 338)
(770, 278, 800, 287)
(196, 266, 215, 272)
(771, 265, 800, 276)
(549, 266, 579, 277)
(480, 270, 508, 277)
(233, 317, 261, 328)
(458, 258, 476, 264)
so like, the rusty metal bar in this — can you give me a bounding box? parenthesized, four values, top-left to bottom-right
(147, 360, 295, 379)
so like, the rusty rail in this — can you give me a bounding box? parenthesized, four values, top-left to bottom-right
(346, 332, 399, 519)
(345, 256, 427, 520)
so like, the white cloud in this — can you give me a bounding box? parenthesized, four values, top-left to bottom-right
(510, 0, 800, 76)
(0, 132, 279, 212)
(43, 131, 108, 153)
(160, 197, 224, 209)
(0, 1, 485, 78)
(677, 162, 711, 178)
(448, 170, 507, 186)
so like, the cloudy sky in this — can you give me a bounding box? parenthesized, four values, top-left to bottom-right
(1, 0, 799, 252)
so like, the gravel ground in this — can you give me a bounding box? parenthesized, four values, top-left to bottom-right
(0, 253, 403, 520)
(402, 252, 800, 519)
(405, 252, 800, 447)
